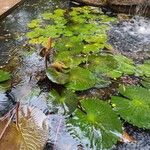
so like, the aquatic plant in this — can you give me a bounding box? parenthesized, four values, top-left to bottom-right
(67, 98, 122, 149)
(111, 86, 150, 129)
(136, 60, 150, 77)
(26, 6, 150, 149)
(0, 70, 11, 83)
(49, 89, 78, 114)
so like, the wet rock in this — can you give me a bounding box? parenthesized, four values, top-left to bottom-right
(72, 0, 150, 16)
(72, 0, 150, 6)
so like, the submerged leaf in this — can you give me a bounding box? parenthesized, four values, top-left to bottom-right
(0, 106, 48, 150)
(111, 86, 150, 129)
(67, 98, 122, 149)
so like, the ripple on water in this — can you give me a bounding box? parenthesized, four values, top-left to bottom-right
(109, 16, 150, 54)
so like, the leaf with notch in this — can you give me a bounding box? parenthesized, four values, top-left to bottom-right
(49, 89, 78, 114)
(67, 98, 122, 149)
(111, 85, 150, 129)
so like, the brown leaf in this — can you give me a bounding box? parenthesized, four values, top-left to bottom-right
(46, 37, 52, 50)
(50, 61, 68, 72)
(120, 131, 136, 143)
(0, 106, 49, 150)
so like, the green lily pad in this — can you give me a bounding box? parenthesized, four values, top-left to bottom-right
(114, 55, 136, 75)
(111, 86, 150, 129)
(141, 77, 150, 89)
(66, 67, 96, 91)
(49, 89, 78, 114)
(27, 19, 41, 28)
(0, 70, 11, 83)
(46, 67, 69, 85)
(67, 98, 122, 149)
(88, 54, 117, 74)
(136, 61, 150, 77)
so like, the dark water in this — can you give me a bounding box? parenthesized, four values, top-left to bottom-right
(0, 0, 69, 66)
(0, 0, 150, 150)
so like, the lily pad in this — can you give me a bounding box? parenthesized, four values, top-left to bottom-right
(67, 98, 122, 149)
(66, 67, 96, 91)
(111, 86, 150, 129)
(114, 55, 136, 75)
(0, 70, 11, 83)
(46, 67, 69, 84)
(141, 77, 150, 89)
(136, 61, 150, 77)
(49, 89, 78, 114)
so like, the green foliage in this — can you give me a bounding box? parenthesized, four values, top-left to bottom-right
(67, 98, 122, 149)
(141, 77, 150, 89)
(136, 60, 150, 77)
(66, 67, 96, 91)
(114, 55, 136, 75)
(27, 19, 41, 28)
(49, 89, 78, 114)
(0, 70, 11, 83)
(46, 67, 69, 84)
(111, 86, 150, 129)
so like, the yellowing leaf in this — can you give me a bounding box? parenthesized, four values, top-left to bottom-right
(0, 106, 49, 150)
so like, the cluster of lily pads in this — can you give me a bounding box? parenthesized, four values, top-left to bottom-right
(26, 6, 150, 149)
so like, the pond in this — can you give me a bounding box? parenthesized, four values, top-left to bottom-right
(0, 0, 150, 150)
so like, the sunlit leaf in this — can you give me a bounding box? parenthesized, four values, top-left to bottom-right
(27, 19, 41, 28)
(111, 85, 150, 129)
(67, 98, 122, 149)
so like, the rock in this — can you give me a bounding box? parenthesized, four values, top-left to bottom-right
(71, 0, 106, 6)
(108, 0, 149, 5)
(72, 0, 150, 6)
(71, 0, 150, 16)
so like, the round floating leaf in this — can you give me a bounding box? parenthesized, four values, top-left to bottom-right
(141, 77, 150, 89)
(88, 54, 117, 74)
(46, 67, 69, 84)
(55, 51, 85, 68)
(27, 19, 41, 28)
(111, 86, 150, 129)
(114, 55, 136, 75)
(0, 70, 11, 83)
(66, 67, 96, 91)
(82, 44, 103, 53)
(42, 12, 54, 20)
(137, 61, 150, 77)
(49, 89, 78, 114)
(67, 98, 122, 149)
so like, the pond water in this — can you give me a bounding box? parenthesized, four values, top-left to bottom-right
(0, 0, 150, 150)
(109, 16, 150, 62)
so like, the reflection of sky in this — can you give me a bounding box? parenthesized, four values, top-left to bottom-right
(0, 0, 69, 66)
